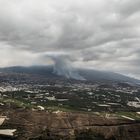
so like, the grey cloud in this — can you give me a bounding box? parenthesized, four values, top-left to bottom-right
(0, 0, 140, 78)
(118, 0, 140, 17)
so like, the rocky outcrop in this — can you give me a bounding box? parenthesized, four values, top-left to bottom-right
(0, 109, 140, 140)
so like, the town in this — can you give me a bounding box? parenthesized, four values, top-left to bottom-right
(0, 80, 140, 113)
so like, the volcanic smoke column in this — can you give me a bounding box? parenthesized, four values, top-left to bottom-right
(50, 55, 85, 80)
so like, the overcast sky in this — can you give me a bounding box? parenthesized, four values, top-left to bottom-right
(0, 0, 140, 78)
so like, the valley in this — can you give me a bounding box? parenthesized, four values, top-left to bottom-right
(0, 68, 140, 139)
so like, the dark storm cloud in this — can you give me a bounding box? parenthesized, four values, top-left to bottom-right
(0, 0, 140, 78)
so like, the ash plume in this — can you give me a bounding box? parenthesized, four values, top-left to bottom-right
(47, 54, 85, 80)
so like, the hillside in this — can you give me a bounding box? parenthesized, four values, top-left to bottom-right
(0, 66, 139, 83)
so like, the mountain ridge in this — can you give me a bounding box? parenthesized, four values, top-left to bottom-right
(0, 65, 139, 83)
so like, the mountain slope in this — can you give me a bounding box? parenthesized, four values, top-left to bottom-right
(79, 69, 140, 83)
(0, 66, 139, 83)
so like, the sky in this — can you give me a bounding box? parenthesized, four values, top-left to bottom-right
(0, 0, 140, 79)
